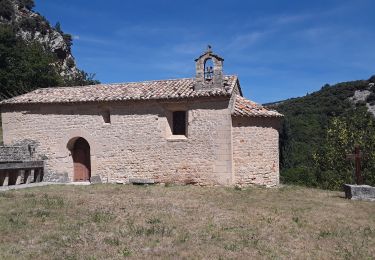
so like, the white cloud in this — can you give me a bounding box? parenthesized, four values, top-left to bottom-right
(76, 35, 115, 46)
(227, 31, 269, 50)
(172, 43, 206, 55)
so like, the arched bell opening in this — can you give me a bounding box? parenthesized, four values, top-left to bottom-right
(204, 58, 214, 81)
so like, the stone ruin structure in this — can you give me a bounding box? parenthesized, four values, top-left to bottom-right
(0, 142, 44, 187)
(0, 48, 283, 187)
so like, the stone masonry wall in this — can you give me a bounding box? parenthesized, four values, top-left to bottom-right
(0, 139, 38, 162)
(1, 98, 233, 185)
(232, 117, 280, 187)
(0, 146, 30, 162)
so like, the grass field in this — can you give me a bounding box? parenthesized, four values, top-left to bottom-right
(0, 184, 374, 259)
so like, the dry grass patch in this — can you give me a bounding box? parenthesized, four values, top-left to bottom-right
(0, 184, 374, 259)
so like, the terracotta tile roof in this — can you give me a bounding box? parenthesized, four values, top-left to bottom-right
(232, 95, 283, 117)
(1, 75, 238, 105)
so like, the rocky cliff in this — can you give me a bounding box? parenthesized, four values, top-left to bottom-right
(0, 0, 85, 82)
(349, 82, 375, 117)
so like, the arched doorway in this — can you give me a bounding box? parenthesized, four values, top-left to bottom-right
(70, 137, 91, 182)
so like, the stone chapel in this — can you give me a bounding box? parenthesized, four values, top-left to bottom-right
(0, 47, 282, 187)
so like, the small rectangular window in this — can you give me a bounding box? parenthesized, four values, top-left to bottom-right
(172, 111, 186, 135)
(102, 110, 111, 124)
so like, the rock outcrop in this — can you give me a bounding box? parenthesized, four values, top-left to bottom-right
(0, 0, 80, 80)
(349, 82, 375, 117)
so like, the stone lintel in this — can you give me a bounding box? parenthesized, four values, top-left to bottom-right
(0, 161, 44, 170)
(343, 184, 375, 201)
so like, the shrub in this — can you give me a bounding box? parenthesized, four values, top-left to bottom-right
(366, 93, 375, 103)
(63, 33, 73, 48)
(18, 0, 34, 10)
(281, 167, 317, 187)
(66, 57, 75, 68)
(18, 16, 49, 35)
(0, 0, 15, 20)
(18, 17, 36, 31)
(54, 22, 62, 33)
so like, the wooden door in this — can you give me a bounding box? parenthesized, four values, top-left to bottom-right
(73, 138, 91, 181)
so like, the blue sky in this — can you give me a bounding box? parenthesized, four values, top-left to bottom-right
(35, 0, 375, 103)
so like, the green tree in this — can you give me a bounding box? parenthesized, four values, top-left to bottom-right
(275, 79, 371, 189)
(18, 0, 34, 10)
(54, 22, 62, 33)
(18, 15, 50, 35)
(0, 0, 14, 20)
(313, 107, 375, 190)
(62, 33, 73, 48)
(0, 25, 63, 99)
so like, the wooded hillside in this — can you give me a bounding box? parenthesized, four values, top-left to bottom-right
(269, 76, 375, 189)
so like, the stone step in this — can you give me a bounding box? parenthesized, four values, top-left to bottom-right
(129, 178, 155, 185)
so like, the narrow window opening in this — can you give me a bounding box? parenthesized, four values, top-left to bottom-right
(172, 111, 186, 135)
(102, 110, 111, 124)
